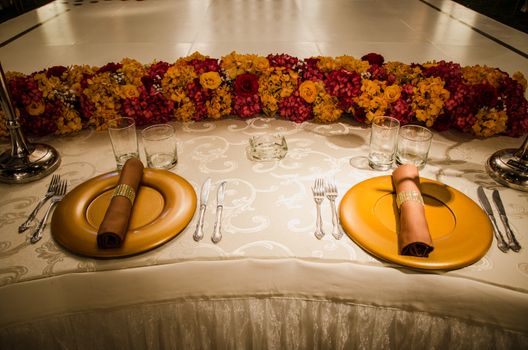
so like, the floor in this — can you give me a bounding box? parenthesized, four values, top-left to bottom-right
(0, 0, 527, 79)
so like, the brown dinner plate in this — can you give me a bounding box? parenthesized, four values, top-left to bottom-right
(51, 169, 196, 258)
(339, 176, 493, 270)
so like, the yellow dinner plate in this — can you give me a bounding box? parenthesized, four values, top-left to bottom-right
(51, 169, 197, 258)
(339, 176, 493, 270)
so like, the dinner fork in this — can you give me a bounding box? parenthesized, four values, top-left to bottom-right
(18, 174, 61, 233)
(312, 178, 325, 240)
(30, 180, 68, 244)
(325, 179, 343, 240)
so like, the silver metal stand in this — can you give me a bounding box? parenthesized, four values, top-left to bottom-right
(0, 62, 60, 183)
(486, 135, 528, 192)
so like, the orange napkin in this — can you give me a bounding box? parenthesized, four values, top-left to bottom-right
(97, 158, 144, 249)
(392, 164, 434, 257)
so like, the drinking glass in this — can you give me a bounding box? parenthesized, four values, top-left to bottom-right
(107, 117, 139, 170)
(396, 124, 433, 170)
(141, 124, 178, 169)
(368, 116, 400, 170)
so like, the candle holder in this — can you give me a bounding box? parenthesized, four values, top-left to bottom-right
(486, 135, 528, 192)
(0, 62, 60, 183)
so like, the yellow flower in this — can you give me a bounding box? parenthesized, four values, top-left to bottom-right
(26, 101, 45, 116)
(472, 108, 507, 137)
(119, 84, 140, 99)
(513, 71, 527, 91)
(299, 80, 317, 103)
(384, 85, 401, 103)
(200, 71, 222, 90)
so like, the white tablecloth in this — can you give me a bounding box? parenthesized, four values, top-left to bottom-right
(1, 118, 527, 349)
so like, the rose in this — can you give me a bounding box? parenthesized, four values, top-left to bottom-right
(299, 80, 317, 103)
(234, 73, 259, 97)
(384, 85, 401, 103)
(199, 71, 222, 90)
(361, 53, 384, 66)
(26, 101, 45, 116)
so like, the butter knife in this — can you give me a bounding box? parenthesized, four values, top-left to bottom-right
(193, 177, 212, 242)
(492, 190, 521, 252)
(211, 181, 227, 244)
(477, 186, 509, 253)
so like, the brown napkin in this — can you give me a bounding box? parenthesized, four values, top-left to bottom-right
(97, 158, 144, 249)
(392, 164, 434, 257)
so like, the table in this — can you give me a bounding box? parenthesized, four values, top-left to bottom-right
(1, 117, 527, 349)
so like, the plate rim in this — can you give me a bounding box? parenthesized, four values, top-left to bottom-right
(339, 176, 493, 270)
(51, 169, 197, 258)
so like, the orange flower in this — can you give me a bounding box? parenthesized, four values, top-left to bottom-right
(26, 101, 45, 116)
(200, 71, 222, 90)
(384, 85, 401, 103)
(299, 80, 317, 103)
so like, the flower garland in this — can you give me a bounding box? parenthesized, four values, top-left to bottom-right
(1, 52, 527, 139)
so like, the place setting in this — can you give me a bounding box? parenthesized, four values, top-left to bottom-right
(15, 116, 198, 258)
(317, 115, 523, 271)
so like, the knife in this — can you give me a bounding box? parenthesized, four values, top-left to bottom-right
(492, 190, 521, 252)
(477, 186, 509, 253)
(211, 181, 227, 244)
(193, 177, 212, 242)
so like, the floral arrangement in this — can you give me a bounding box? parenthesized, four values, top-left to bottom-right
(1, 51, 527, 139)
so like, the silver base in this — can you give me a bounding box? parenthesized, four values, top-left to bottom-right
(485, 148, 528, 192)
(0, 143, 61, 183)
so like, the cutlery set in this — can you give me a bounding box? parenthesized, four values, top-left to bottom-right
(477, 186, 521, 253)
(193, 177, 227, 244)
(311, 177, 344, 240)
(18, 175, 68, 244)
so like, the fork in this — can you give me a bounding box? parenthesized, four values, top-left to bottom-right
(19, 174, 61, 233)
(325, 178, 343, 240)
(312, 178, 325, 239)
(30, 180, 68, 244)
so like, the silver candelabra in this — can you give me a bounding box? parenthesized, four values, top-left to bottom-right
(0, 61, 60, 183)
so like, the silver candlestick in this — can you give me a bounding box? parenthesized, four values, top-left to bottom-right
(0, 62, 60, 183)
(486, 134, 528, 192)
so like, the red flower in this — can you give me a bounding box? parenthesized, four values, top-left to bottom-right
(46, 66, 68, 78)
(361, 53, 384, 66)
(97, 62, 122, 74)
(234, 73, 259, 97)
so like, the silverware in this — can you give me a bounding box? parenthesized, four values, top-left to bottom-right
(30, 180, 67, 244)
(19, 174, 61, 233)
(312, 178, 325, 240)
(325, 178, 343, 240)
(211, 181, 227, 244)
(193, 177, 212, 242)
(477, 186, 509, 253)
(492, 190, 521, 252)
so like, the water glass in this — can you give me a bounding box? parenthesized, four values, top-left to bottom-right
(141, 124, 178, 169)
(396, 124, 433, 170)
(107, 117, 139, 170)
(368, 116, 400, 170)
(248, 134, 288, 161)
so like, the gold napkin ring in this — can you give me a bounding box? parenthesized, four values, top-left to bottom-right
(396, 191, 424, 209)
(112, 184, 136, 204)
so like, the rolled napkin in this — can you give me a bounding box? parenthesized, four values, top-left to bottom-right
(97, 157, 144, 249)
(391, 164, 434, 257)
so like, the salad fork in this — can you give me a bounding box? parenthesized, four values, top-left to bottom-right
(19, 174, 61, 233)
(30, 180, 68, 244)
(325, 179, 343, 240)
(312, 178, 325, 239)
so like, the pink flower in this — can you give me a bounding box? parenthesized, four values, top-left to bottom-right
(279, 92, 313, 123)
(233, 94, 261, 118)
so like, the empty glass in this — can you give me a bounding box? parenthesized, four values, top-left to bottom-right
(141, 124, 178, 169)
(368, 116, 400, 170)
(396, 124, 433, 170)
(248, 134, 288, 161)
(107, 117, 139, 170)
